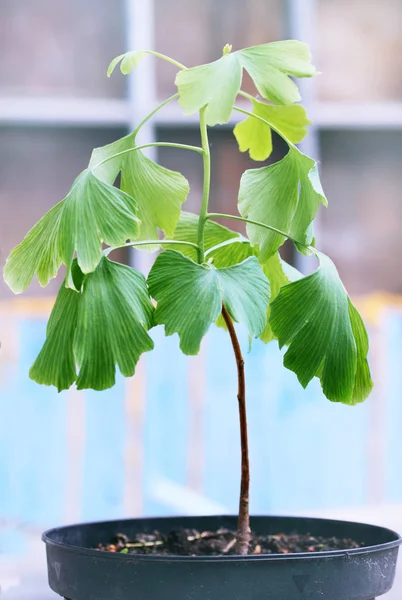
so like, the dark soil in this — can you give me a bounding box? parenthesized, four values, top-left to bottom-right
(96, 527, 364, 556)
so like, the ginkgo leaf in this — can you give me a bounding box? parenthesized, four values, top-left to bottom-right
(238, 146, 327, 262)
(90, 134, 190, 241)
(175, 41, 315, 126)
(58, 169, 140, 280)
(107, 50, 146, 77)
(4, 201, 64, 294)
(30, 258, 154, 392)
(172, 211, 255, 267)
(147, 250, 269, 354)
(234, 99, 311, 161)
(269, 251, 373, 404)
(260, 252, 302, 343)
(4, 170, 139, 293)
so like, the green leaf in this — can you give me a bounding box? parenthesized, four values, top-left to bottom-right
(238, 146, 327, 262)
(175, 41, 315, 126)
(107, 50, 146, 77)
(30, 258, 154, 392)
(240, 41, 316, 105)
(260, 253, 302, 343)
(269, 252, 373, 404)
(29, 263, 83, 391)
(234, 100, 311, 161)
(4, 169, 140, 292)
(90, 134, 190, 241)
(4, 201, 64, 294)
(147, 250, 270, 354)
(58, 170, 140, 281)
(172, 212, 255, 267)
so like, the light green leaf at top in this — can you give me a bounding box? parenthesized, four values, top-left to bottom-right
(107, 50, 146, 77)
(147, 250, 270, 354)
(234, 99, 311, 161)
(90, 134, 190, 241)
(30, 258, 154, 392)
(260, 252, 302, 343)
(4, 169, 139, 293)
(175, 41, 315, 126)
(4, 201, 64, 294)
(269, 252, 373, 404)
(238, 146, 327, 262)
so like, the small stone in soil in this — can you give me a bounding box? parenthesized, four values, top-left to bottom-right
(96, 528, 364, 556)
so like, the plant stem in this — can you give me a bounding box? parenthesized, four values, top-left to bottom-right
(233, 104, 293, 147)
(206, 213, 310, 251)
(145, 50, 186, 70)
(221, 304, 250, 555)
(197, 107, 211, 263)
(104, 239, 199, 256)
(93, 142, 204, 171)
(133, 93, 179, 137)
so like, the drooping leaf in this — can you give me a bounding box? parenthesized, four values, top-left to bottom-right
(238, 146, 327, 262)
(260, 252, 302, 343)
(147, 250, 269, 354)
(90, 134, 190, 241)
(29, 263, 84, 391)
(107, 50, 146, 77)
(30, 258, 155, 392)
(4, 201, 64, 294)
(58, 169, 140, 281)
(4, 170, 140, 292)
(175, 41, 315, 126)
(234, 99, 311, 161)
(269, 252, 373, 404)
(74, 258, 154, 390)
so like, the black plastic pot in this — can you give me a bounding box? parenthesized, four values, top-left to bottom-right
(43, 515, 401, 600)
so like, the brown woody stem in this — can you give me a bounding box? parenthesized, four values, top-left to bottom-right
(221, 304, 251, 555)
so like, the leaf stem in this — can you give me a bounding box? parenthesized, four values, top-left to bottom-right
(221, 304, 250, 555)
(92, 142, 204, 171)
(145, 50, 186, 71)
(104, 239, 200, 256)
(197, 107, 211, 263)
(204, 236, 248, 258)
(133, 93, 179, 137)
(206, 213, 310, 252)
(233, 104, 293, 147)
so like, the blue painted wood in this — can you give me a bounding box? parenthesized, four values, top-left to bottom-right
(0, 318, 67, 527)
(82, 379, 126, 522)
(142, 326, 190, 516)
(0, 306, 399, 533)
(385, 309, 402, 501)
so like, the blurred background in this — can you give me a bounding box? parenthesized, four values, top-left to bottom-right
(1, 0, 402, 597)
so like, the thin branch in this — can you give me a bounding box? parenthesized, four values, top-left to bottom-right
(221, 304, 251, 555)
(92, 142, 204, 171)
(104, 239, 200, 256)
(206, 213, 310, 252)
(145, 50, 186, 70)
(133, 93, 179, 136)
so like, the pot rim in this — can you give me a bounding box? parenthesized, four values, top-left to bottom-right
(42, 514, 402, 563)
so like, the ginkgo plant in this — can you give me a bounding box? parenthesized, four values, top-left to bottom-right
(3, 41, 373, 556)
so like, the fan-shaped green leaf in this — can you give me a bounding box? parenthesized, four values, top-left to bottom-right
(58, 169, 140, 281)
(30, 258, 154, 392)
(175, 41, 315, 126)
(269, 252, 373, 404)
(107, 50, 146, 77)
(147, 250, 269, 354)
(90, 134, 190, 241)
(4, 170, 139, 292)
(238, 146, 327, 262)
(234, 100, 311, 161)
(4, 201, 64, 294)
(260, 252, 302, 343)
